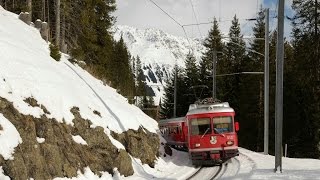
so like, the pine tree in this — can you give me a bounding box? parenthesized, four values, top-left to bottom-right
(160, 72, 174, 119)
(69, 0, 116, 77)
(221, 15, 246, 112)
(199, 18, 225, 99)
(184, 52, 200, 103)
(160, 67, 186, 118)
(111, 36, 135, 97)
(135, 55, 146, 96)
(287, 0, 320, 158)
(238, 8, 265, 152)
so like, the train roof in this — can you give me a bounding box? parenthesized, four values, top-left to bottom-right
(158, 117, 185, 125)
(186, 102, 234, 116)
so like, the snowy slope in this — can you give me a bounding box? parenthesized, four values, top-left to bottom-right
(0, 8, 158, 134)
(113, 25, 206, 105)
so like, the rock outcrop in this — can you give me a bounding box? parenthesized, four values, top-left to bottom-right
(111, 127, 160, 168)
(0, 97, 135, 179)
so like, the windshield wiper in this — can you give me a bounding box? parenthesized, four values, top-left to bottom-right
(214, 128, 225, 137)
(201, 128, 210, 138)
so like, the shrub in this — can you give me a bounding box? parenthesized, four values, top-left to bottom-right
(50, 44, 61, 61)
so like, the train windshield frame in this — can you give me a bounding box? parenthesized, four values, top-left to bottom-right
(190, 117, 211, 135)
(212, 116, 234, 134)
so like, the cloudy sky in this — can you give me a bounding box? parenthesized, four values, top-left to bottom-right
(113, 0, 294, 39)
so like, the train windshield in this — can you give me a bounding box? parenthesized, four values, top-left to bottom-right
(190, 118, 211, 135)
(213, 116, 233, 133)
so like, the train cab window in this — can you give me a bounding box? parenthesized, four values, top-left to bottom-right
(190, 118, 211, 135)
(213, 116, 233, 133)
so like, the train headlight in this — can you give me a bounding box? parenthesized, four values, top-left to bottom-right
(195, 143, 200, 147)
(226, 141, 234, 146)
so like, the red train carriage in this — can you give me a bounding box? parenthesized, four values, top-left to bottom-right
(159, 98, 239, 166)
(186, 100, 239, 165)
(159, 117, 187, 149)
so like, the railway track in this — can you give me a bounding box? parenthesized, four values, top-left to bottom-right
(186, 163, 224, 180)
(186, 157, 240, 180)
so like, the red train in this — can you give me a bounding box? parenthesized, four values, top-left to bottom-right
(159, 98, 239, 165)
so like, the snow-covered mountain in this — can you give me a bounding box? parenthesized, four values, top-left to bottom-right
(113, 25, 206, 105)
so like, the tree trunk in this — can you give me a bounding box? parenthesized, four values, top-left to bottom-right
(3, 0, 7, 9)
(55, 0, 60, 47)
(42, 0, 45, 21)
(47, 0, 49, 23)
(61, 5, 66, 53)
(26, 0, 32, 20)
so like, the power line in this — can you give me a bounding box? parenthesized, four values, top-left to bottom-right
(147, 0, 182, 27)
(181, 26, 192, 50)
(181, 18, 259, 27)
(216, 72, 264, 77)
(188, 0, 202, 37)
(146, 0, 193, 52)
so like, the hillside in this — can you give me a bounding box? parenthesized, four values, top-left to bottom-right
(0, 6, 181, 179)
(113, 25, 206, 105)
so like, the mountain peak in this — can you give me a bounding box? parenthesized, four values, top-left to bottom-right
(113, 25, 206, 105)
(113, 25, 206, 66)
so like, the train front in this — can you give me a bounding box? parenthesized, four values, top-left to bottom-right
(186, 101, 239, 166)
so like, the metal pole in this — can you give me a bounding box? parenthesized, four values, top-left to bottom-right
(212, 50, 217, 99)
(264, 8, 270, 155)
(174, 63, 177, 118)
(285, 144, 287, 157)
(275, 0, 285, 173)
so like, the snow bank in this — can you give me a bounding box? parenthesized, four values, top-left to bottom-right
(0, 113, 22, 160)
(0, 167, 10, 180)
(237, 148, 320, 179)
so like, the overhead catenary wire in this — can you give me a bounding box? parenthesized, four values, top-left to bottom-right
(147, 0, 182, 27)
(181, 17, 259, 27)
(188, 0, 202, 37)
(146, 0, 192, 50)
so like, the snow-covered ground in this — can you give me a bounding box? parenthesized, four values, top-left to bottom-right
(230, 148, 320, 180)
(1, 6, 320, 180)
